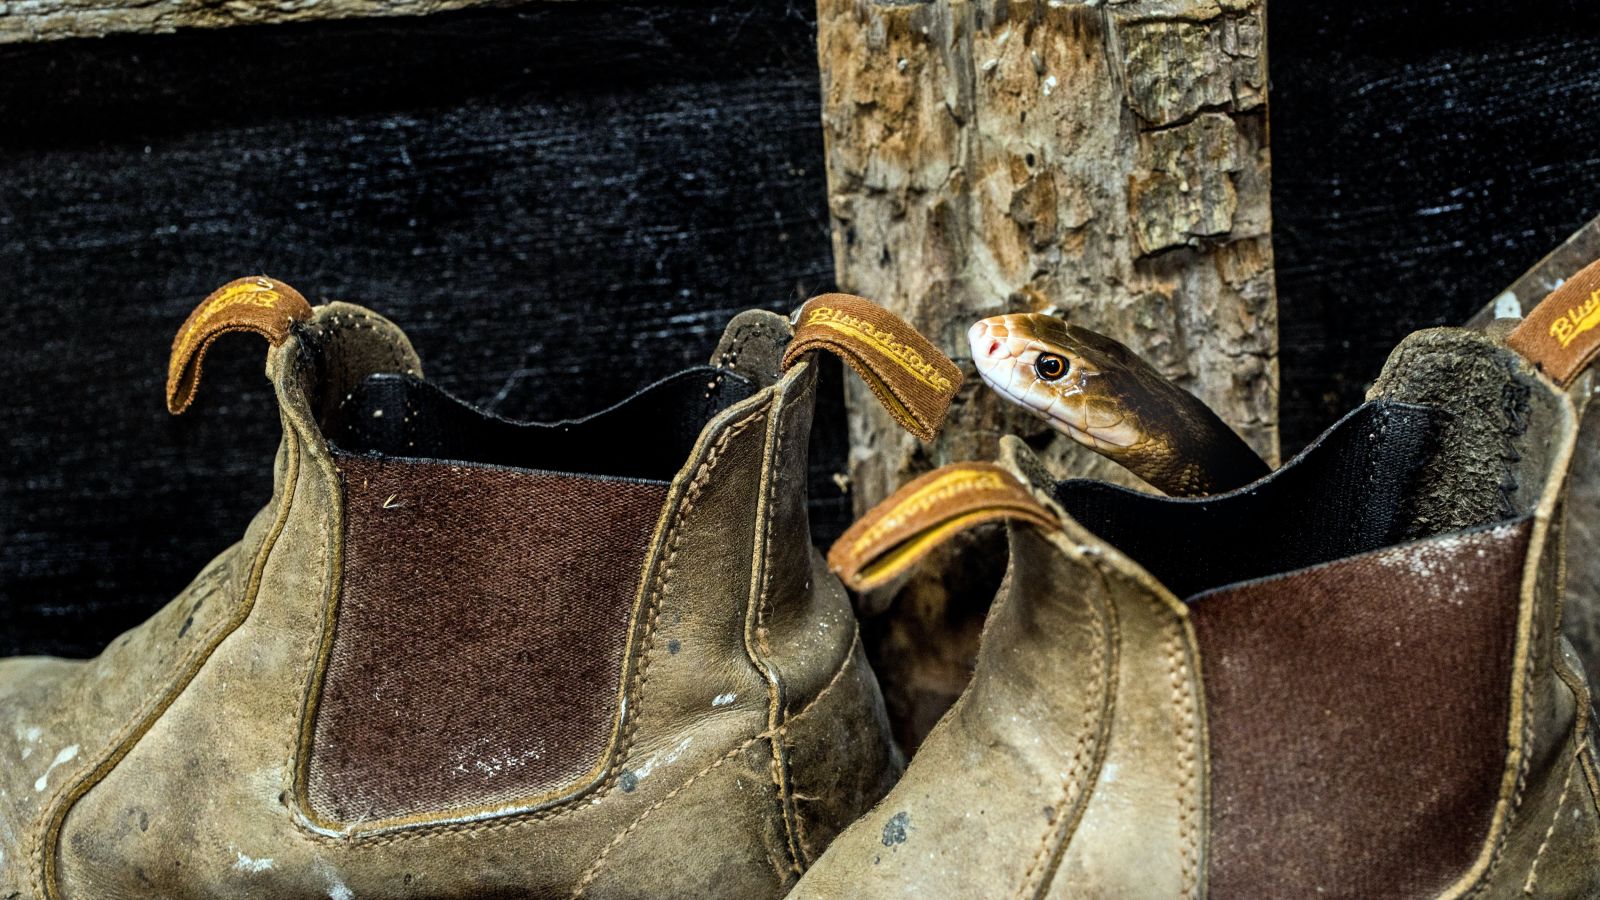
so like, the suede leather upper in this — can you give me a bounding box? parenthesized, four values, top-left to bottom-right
(793, 326, 1600, 899)
(0, 303, 899, 899)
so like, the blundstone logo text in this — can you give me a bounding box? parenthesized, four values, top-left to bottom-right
(851, 469, 1008, 555)
(175, 279, 289, 359)
(806, 306, 955, 392)
(1549, 288, 1600, 349)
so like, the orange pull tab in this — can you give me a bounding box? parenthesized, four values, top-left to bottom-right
(167, 276, 313, 414)
(828, 462, 1058, 592)
(782, 294, 961, 441)
(1507, 256, 1600, 387)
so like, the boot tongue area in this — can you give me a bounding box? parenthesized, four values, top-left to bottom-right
(297, 302, 758, 483)
(1051, 400, 1446, 600)
(323, 367, 755, 483)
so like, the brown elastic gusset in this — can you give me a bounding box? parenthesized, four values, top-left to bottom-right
(828, 461, 1058, 592)
(167, 275, 314, 414)
(1508, 254, 1600, 387)
(305, 454, 668, 825)
(1193, 517, 1532, 899)
(782, 294, 961, 441)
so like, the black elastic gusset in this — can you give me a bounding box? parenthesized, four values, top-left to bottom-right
(321, 367, 757, 483)
(1054, 401, 1458, 601)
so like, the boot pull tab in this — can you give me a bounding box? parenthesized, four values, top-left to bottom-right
(782, 294, 962, 441)
(1507, 255, 1600, 388)
(828, 462, 1058, 592)
(167, 276, 314, 414)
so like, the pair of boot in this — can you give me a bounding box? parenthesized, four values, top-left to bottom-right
(3, 276, 1598, 897)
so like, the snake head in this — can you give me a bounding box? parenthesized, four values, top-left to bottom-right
(968, 313, 1145, 451)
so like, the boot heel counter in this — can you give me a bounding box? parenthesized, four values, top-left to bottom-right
(752, 364, 900, 868)
(781, 635, 902, 867)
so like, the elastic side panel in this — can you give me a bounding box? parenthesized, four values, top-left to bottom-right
(1055, 401, 1443, 599)
(1194, 518, 1532, 898)
(306, 454, 668, 824)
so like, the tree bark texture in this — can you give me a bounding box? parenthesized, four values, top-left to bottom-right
(0, 0, 535, 43)
(817, 0, 1276, 747)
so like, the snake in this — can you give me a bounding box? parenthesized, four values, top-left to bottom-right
(968, 313, 1269, 497)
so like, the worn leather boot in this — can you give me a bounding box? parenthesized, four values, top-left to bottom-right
(797, 295, 1600, 896)
(0, 279, 960, 899)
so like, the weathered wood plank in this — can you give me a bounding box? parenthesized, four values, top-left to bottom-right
(818, 0, 1275, 746)
(0, 0, 539, 44)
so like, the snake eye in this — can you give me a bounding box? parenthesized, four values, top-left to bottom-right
(1034, 353, 1068, 381)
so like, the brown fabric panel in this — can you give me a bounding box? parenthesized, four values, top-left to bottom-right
(1194, 518, 1532, 899)
(307, 454, 668, 824)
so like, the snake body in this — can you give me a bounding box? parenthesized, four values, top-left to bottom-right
(969, 313, 1268, 497)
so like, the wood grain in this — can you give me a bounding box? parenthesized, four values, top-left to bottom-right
(818, 0, 1276, 746)
(1, 0, 538, 44)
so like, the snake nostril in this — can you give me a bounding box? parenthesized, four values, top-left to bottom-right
(968, 320, 1011, 362)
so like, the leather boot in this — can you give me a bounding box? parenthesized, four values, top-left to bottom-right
(797, 298, 1600, 896)
(0, 279, 960, 899)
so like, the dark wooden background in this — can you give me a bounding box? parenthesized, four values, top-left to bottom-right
(4, 0, 1599, 657)
(1273, 0, 1600, 447)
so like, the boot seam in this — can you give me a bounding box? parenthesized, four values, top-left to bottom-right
(1467, 533, 1545, 898)
(746, 376, 806, 879)
(570, 630, 865, 898)
(1515, 659, 1597, 896)
(1444, 382, 1578, 900)
(32, 424, 305, 900)
(1579, 738, 1600, 813)
(286, 405, 772, 842)
(1024, 540, 1206, 900)
(1016, 558, 1118, 899)
(1521, 742, 1580, 895)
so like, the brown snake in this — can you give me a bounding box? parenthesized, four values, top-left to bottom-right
(969, 313, 1269, 497)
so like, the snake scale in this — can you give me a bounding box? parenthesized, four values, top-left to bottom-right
(969, 313, 1269, 497)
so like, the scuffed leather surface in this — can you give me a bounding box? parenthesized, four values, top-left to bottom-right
(0, 500, 274, 895)
(0, 304, 897, 899)
(792, 493, 1207, 899)
(800, 326, 1600, 899)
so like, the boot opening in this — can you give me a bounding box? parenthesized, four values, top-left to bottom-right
(320, 367, 756, 484)
(1051, 400, 1455, 600)
(299, 334, 760, 825)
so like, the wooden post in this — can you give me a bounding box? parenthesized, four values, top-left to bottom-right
(1, 0, 526, 43)
(817, 0, 1277, 745)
